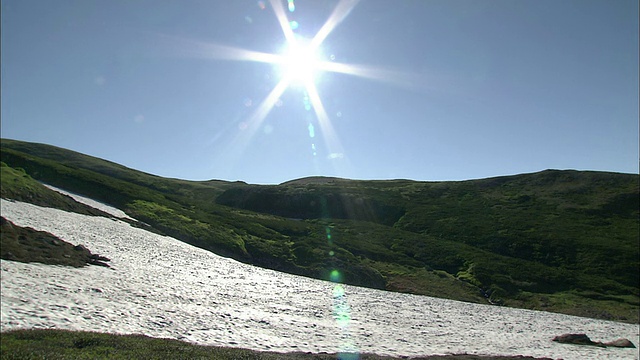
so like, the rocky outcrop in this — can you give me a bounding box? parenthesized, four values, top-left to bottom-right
(552, 333, 635, 348)
(1, 217, 111, 268)
(88, 253, 111, 267)
(603, 338, 636, 348)
(552, 334, 605, 347)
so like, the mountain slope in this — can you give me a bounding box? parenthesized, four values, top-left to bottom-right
(1, 138, 638, 322)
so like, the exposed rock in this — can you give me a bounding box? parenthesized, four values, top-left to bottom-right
(552, 333, 604, 347)
(74, 244, 89, 252)
(88, 253, 111, 267)
(552, 333, 635, 348)
(603, 338, 636, 348)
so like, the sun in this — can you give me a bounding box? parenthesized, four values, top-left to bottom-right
(161, 0, 407, 161)
(279, 39, 322, 87)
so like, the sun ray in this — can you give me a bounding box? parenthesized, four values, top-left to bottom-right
(237, 78, 290, 143)
(156, 33, 282, 64)
(310, 0, 361, 50)
(208, 77, 291, 176)
(156, 1, 423, 90)
(270, 0, 298, 45)
(305, 81, 346, 161)
(157, 0, 429, 179)
(318, 61, 424, 89)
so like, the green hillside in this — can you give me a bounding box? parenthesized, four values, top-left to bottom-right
(1, 138, 638, 323)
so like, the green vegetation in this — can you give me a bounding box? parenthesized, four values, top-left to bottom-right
(0, 162, 110, 217)
(0, 329, 556, 359)
(1, 138, 638, 323)
(0, 216, 110, 268)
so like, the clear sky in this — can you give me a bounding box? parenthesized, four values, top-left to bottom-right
(2, 0, 638, 184)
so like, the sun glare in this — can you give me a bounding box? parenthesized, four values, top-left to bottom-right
(161, 0, 416, 172)
(279, 40, 322, 86)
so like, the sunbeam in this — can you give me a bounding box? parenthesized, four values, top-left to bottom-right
(156, 33, 281, 64)
(310, 0, 361, 50)
(270, 0, 297, 45)
(320, 61, 425, 89)
(155, 0, 425, 176)
(306, 82, 344, 159)
(230, 77, 291, 156)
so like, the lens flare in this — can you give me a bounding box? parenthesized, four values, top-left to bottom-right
(339, 351, 360, 360)
(302, 92, 312, 110)
(330, 269, 342, 283)
(332, 284, 360, 358)
(155, 0, 424, 179)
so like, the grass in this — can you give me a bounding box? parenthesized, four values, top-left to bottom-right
(1, 138, 638, 323)
(0, 216, 110, 268)
(0, 162, 110, 217)
(0, 329, 555, 360)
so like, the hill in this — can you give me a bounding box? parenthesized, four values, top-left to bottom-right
(1, 138, 638, 323)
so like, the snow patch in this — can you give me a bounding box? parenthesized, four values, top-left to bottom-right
(1, 199, 638, 360)
(43, 184, 134, 220)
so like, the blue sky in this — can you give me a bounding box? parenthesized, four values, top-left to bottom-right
(2, 0, 638, 184)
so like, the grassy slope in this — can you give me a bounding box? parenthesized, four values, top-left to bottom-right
(0, 162, 115, 217)
(1, 138, 638, 323)
(0, 163, 114, 267)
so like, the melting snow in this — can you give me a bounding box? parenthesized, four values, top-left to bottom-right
(1, 198, 638, 359)
(42, 184, 134, 220)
